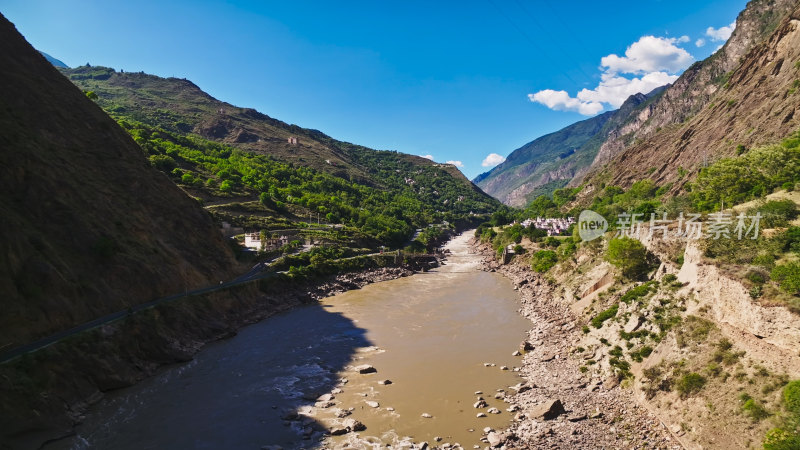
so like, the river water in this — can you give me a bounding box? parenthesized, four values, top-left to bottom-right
(58, 233, 530, 449)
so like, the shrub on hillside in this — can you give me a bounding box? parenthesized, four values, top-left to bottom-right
(620, 282, 656, 304)
(606, 237, 650, 280)
(149, 154, 177, 173)
(771, 262, 800, 295)
(741, 397, 771, 422)
(751, 199, 798, 228)
(780, 226, 800, 253)
(761, 379, 800, 450)
(690, 137, 800, 211)
(675, 372, 706, 398)
(784, 380, 800, 415)
(591, 304, 619, 329)
(531, 250, 558, 273)
(763, 428, 800, 450)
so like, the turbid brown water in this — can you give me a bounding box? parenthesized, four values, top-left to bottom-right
(57, 233, 530, 449)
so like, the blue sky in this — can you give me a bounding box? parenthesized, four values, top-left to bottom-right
(2, 0, 746, 179)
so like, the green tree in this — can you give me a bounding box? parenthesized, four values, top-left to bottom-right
(149, 154, 176, 173)
(606, 237, 650, 279)
(771, 263, 800, 295)
(220, 179, 234, 193)
(531, 250, 558, 272)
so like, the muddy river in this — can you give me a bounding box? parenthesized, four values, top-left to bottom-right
(58, 233, 530, 449)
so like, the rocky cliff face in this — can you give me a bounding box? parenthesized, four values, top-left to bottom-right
(480, 0, 800, 207)
(582, 0, 800, 191)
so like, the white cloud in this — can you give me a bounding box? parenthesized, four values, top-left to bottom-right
(576, 71, 679, 108)
(600, 36, 694, 75)
(528, 90, 604, 115)
(706, 22, 736, 42)
(695, 38, 706, 47)
(481, 153, 506, 168)
(528, 35, 694, 116)
(446, 160, 464, 167)
(420, 154, 434, 160)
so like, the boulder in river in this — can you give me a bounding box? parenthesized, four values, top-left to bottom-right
(333, 408, 351, 418)
(473, 399, 488, 408)
(421, 413, 433, 418)
(487, 407, 501, 414)
(378, 379, 392, 385)
(355, 364, 377, 374)
(365, 400, 380, 408)
(329, 425, 348, 436)
(343, 418, 366, 432)
(509, 382, 531, 393)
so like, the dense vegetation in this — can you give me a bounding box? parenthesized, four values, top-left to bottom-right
(690, 138, 800, 211)
(119, 120, 489, 248)
(60, 65, 500, 257)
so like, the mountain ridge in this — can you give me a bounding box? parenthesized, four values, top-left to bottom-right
(477, 0, 799, 208)
(580, 0, 800, 196)
(474, 86, 666, 206)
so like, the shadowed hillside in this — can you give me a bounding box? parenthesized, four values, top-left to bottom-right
(0, 13, 236, 359)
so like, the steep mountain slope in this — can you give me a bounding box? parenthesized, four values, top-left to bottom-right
(478, 0, 798, 208)
(61, 66, 484, 191)
(0, 13, 236, 355)
(475, 87, 665, 207)
(473, 111, 612, 207)
(580, 0, 800, 191)
(59, 65, 499, 236)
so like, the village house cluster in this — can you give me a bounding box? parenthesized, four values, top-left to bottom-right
(521, 216, 576, 236)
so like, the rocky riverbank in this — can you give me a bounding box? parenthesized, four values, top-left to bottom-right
(471, 238, 682, 449)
